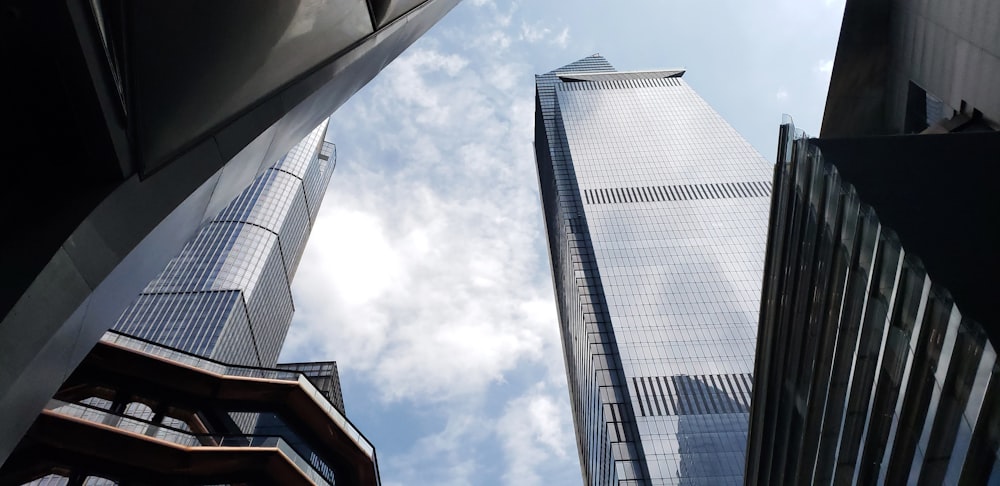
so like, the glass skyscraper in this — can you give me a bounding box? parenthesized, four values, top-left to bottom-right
(534, 55, 772, 485)
(114, 121, 334, 369)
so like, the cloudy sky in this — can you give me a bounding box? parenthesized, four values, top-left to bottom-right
(279, 1, 845, 484)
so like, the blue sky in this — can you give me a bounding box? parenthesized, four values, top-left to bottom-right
(279, 1, 845, 484)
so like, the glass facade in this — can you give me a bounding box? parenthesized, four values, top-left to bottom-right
(534, 55, 772, 485)
(114, 121, 335, 370)
(277, 361, 346, 415)
(746, 122, 1000, 485)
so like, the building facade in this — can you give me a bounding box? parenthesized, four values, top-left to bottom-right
(746, 122, 1000, 486)
(534, 55, 772, 485)
(821, 0, 999, 137)
(1, 0, 460, 462)
(114, 122, 334, 370)
(3, 121, 382, 484)
(746, 1, 999, 482)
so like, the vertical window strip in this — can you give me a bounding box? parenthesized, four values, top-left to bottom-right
(735, 373, 753, 408)
(712, 375, 734, 413)
(654, 376, 672, 416)
(663, 376, 679, 414)
(719, 375, 748, 412)
(670, 376, 687, 415)
(690, 377, 710, 414)
(640, 377, 655, 417)
(645, 377, 664, 416)
(707, 375, 731, 413)
(632, 376, 646, 417)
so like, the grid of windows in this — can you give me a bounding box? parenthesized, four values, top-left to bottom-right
(536, 55, 771, 485)
(536, 54, 646, 486)
(277, 361, 345, 415)
(114, 121, 335, 371)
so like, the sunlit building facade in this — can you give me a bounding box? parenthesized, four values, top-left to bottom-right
(534, 55, 772, 485)
(114, 123, 334, 369)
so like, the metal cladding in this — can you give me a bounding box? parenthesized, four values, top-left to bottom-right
(534, 55, 772, 485)
(0, 0, 458, 464)
(746, 122, 1000, 485)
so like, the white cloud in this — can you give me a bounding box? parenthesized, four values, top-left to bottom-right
(280, 3, 587, 479)
(383, 412, 488, 486)
(286, 32, 560, 404)
(497, 385, 575, 486)
(520, 22, 550, 43)
(552, 27, 570, 48)
(278, 0, 844, 484)
(815, 59, 834, 73)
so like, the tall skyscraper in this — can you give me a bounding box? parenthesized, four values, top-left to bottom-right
(114, 121, 334, 370)
(1, 1, 460, 461)
(534, 55, 773, 485)
(1, 123, 380, 485)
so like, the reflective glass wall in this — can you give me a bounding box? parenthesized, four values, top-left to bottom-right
(114, 121, 335, 369)
(535, 55, 772, 485)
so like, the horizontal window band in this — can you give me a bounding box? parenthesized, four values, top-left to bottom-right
(556, 77, 682, 91)
(583, 181, 771, 205)
(630, 373, 753, 417)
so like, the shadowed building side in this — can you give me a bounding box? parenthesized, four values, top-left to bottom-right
(0, 0, 460, 464)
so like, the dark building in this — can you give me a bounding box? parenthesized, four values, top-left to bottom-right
(747, 121, 1000, 486)
(0, 0, 459, 464)
(745, 0, 1000, 483)
(821, 0, 999, 136)
(2, 331, 378, 486)
(535, 55, 772, 485)
(277, 361, 346, 416)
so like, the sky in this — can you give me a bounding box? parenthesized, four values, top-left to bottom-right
(278, 1, 846, 484)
